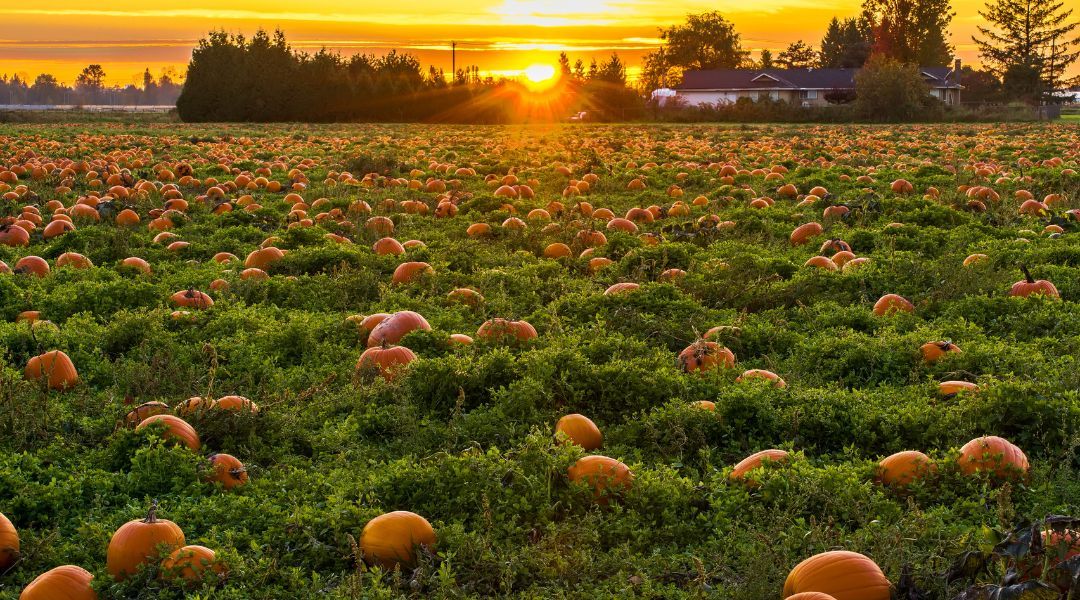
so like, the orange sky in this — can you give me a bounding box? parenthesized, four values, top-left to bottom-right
(0, 0, 1070, 87)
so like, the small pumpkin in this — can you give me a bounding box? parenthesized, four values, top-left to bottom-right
(939, 380, 979, 396)
(877, 451, 935, 488)
(476, 318, 538, 344)
(872, 294, 914, 316)
(554, 414, 602, 450)
(391, 261, 433, 285)
(124, 401, 170, 426)
(920, 341, 961, 363)
(170, 288, 214, 309)
(730, 449, 789, 483)
(357, 344, 417, 381)
(736, 369, 786, 388)
(567, 455, 633, 503)
(160, 545, 226, 583)
(359, 511, 436, 570)
(106, 502, 186, 580)
(19, 565, 96, 600)
(207, 453, 249, 490)
(678, 341, 735, 373)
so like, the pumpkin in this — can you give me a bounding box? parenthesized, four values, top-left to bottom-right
(567, 455, 633, 502)
(25, 350, 79, 390)
(106, 502, 186, 580)
(392, 261, 433, 284)
(367, 311, 431, 347)
(120, 257, 152, 275)
(1009, 266, 1059, 298)
(736, 369, 786, 388)
(678, 341, 735, 373)
(790, 222, 824, 246)
(207, 453, 249, 490)
(19, 565, 96, 600)
(213, 395, 258, 414)
(543, 243, 572, 259)
(476, 318, 537, 344)
(124, 401, 170, 426)
(170, 288, 214, 309)
(448, 333, 473, 345)
(160, 545, 225, 582)
(872, 294, 914, 316)
(14, 256, 49, 278)
(555, 414, 602, 450)
(0, 512, 18, 570)
(658, 268, 687, 282)
(136, 414, 201, 450)
(359, 511, 436, 570)
(783, 551, 891, 600)
(939, 380, 979, 396)
(786, 593, 839, 600)
(56, 252, 92, 269)
(373, 237, 405, 256)
(357, 344, 417, 381)
(877, 451, 935, 488)
(604, 282, 640, 295)
(730, 449, 789, 483)
(920, 341, 960, 363)
(958, 435, 1029, 480)
(1017, 529, 1080, 582)
(212, 252, 239, 264)
(804, 256, 838, 270)
(447, 288, 484, 306)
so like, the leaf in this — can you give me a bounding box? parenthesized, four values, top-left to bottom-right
(1045, 554, 1080, 592)
(996, 522, 1039, 560)
(947, 550, 991, 583)
(896, 564, 931, 600)
(986, 581, 1060, 600)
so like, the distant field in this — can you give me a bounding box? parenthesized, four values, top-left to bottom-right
(0, 122, 1078, 599)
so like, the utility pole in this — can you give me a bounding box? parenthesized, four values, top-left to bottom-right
(451, 41, 456, 83)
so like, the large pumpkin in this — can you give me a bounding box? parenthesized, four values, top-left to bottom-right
(1009, 266, 1059, 298)
(678, 341, 735, 373)
(783, 550, 891, 600)
(106, 503, 186, 580)
(957, 436, 1029, 480)
(170, 288, 214, 309)
(555, 414, 603, 450)
(567, 455, 633, 502)
(136, 414, 201, 450)
(367, 311, 431, 348)
(0, 512, 18, 570)
(19, 565, 97, 600)
(872, 294, 914, 316)
(877, 451, 934, 488)
(786, 594, 839, 600)
(392, 261, 433, 284)
(359, 511, 436, 570)
(357, 345, 417, 381)
(24, 350, 79, 390)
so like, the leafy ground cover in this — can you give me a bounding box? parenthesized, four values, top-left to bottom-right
(0, 122, 1078, 598)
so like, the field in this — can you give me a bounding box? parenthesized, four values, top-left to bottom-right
(0, 122, 1079, 599)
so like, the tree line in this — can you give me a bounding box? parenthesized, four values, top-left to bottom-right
(175, 29, 643, 122)
(0, 66, 181, 106)
(640, 0, 1078, 105)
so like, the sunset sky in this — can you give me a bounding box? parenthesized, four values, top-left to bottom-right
(0, 0, 1062, 87)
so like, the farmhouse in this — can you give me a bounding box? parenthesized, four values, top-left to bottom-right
(675, 60, 963, 107)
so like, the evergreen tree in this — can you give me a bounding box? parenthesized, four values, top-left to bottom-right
(974, 0, 1079, 101)
(777, 40, 819, 68)
(861, 0, 954, 65)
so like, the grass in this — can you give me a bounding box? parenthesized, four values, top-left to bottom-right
(0, 122, 1077, 599)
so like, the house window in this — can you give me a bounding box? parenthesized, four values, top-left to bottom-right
(770, 91, 780, 100)
(799, 90, 819, 100)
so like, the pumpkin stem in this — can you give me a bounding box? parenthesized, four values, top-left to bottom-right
(1020, 264, 1035, 284)
(145, 499, 159, 523)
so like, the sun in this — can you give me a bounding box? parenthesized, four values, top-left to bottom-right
(522, 64, 557, 90)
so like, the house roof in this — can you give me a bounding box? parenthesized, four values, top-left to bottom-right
(677, 67, 961, 91)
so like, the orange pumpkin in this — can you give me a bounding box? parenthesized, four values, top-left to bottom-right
(14, 256, 49, 278)
(357, 345, 417, 381)
(359, 511, 437, 570)
(160, 545, 226, 582)
(207, 453, 249, 490)
(604, 282, 640, 295)
(730, 449, 789, 483)
(373, 237, 405, 256)
(0, 512, 18, 570)
(244, 246, 285, 270)
(872, 294, 914, 316)
(678, 341, 735, 373)
(786, 593, 839, 600)
(19, 565, 97, 600)
(790, 222, 824, 246)
(170, 289, 214, 309)
(136, 414, 201, 450)
(736, 369, 786, 388)
(447, 288, 484, 306)
(920, 341, 961, 363)
(213, 395, 258, 414)
(123, 401, 170, 426)
(783, 551, 891, 600)
(939, 380, 979, 396)
(555, 414, 603, 450)
(392, 261, 433, 284)
(877, 451, 935, 488)
(1009, 266, 1059, 298)
(106, 502, 186, 580)
(25, 350, 79, 390)
(567, 455, 633, 502)
(367, 311, 431, 347)
(120, 256, 152, 275)
(56, 252, 93, 269)
(957, 435, 1029, 480)
(476, 319, 538, 344)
